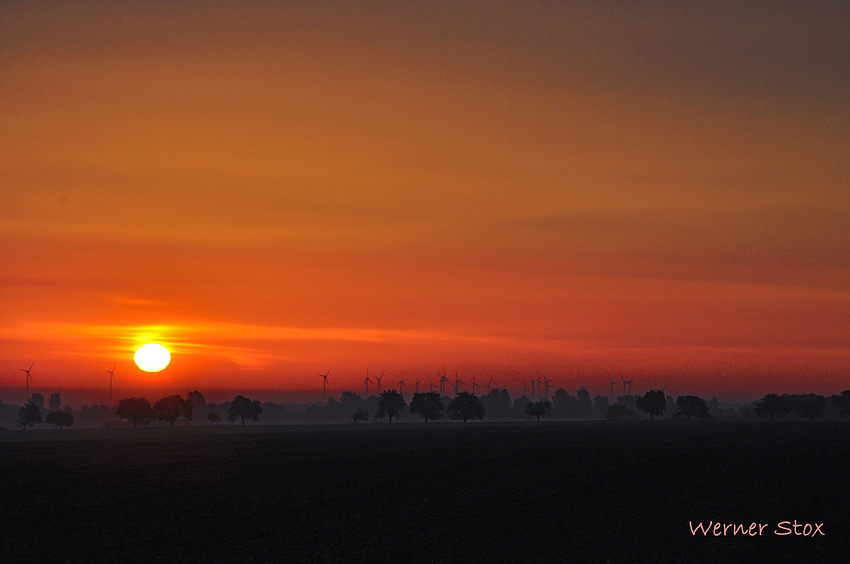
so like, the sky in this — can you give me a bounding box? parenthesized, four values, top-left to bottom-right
(1, 1, 848, 403)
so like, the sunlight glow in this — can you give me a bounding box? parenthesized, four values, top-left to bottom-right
(134, 343, 172, 372)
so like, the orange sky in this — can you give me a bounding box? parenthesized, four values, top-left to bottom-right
(2, 1, 848, 402)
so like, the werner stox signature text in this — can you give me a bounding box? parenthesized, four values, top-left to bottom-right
(689, 521, 824, 537)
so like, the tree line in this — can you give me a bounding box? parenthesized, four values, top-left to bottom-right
(7, 387, 850, 430)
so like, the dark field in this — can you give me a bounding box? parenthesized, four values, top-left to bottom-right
(1, 420, 847, 564)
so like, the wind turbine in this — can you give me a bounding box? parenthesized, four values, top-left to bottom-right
(485, 377, 494, 393)
(397, 374, 407, 396)
(439, 371, 449, 395)
(364, 369, 373, 397)
(521, 378, 530, 397)
(21, 361, 34, 402)
(414, 379, 421, 394)
(376, 372, 383, 394)
(620, 374, 634, 396)
(319, 369, 330, 401)
(106, 363, 116, 401)
(471, 374, 479, 395)
(535, 372, 545, 399)
(542, 375, 553, 399)
(453, 371, 465, 395)
(608, 374, 617, 400)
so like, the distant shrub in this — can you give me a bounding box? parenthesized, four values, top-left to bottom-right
(606, 404, 638, 421)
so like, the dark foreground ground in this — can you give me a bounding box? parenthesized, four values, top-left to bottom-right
(1, 420, 847, 564)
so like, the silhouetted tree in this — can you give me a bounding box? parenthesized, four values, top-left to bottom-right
(447, 391, 485, 423)
(831, 390, 850, 417)
(340, 391, 364, 405)
(606, 404, 638, 421)
(616, 395, 637, 411)
(574, 386, 597, 418)
(375, 390, 406, 423)
(188, 390, 206, 420)
(30, 393, 44, 409)
(261, 402, 290, 422)
(116, 397, 155, 428)
(552, 388, 598, 419)
(525, 399, 551, 421)
(510, 395, 532, 419)
(675, 396, 710, 419)
(593, 395, 609, 416)
(480, 388, 511, 419)
(227, 395, 262, 425)
(709, 396, 721, 414)
(352, 408, 369, 423)
(409, 391, 444, 423)
(753, 394, 793, 420)
(46, 410, 74, 429)
(154, 395, 190, 427)
(636, 390, 666, 421)
(207, 411, 220, 426)
(793, 394, 825, 420)
(49, 392, 61, 412)
(18, 402, 42, 430)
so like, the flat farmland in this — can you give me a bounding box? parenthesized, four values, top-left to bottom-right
(1, 420, 847, 564)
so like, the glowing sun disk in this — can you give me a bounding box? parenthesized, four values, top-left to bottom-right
(134, 343, 171, 372)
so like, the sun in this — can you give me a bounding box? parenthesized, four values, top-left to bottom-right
(134, 343, 171, 372)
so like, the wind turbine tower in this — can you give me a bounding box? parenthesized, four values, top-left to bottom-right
(21, 361, 34, 402)
(453, 371, 465, 395)
(319, 369, 330, 401)
(439, 371, 448, 395)
(106, 363, 116, 401)
(364, 369, 374, 397)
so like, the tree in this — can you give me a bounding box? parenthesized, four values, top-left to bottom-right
(794, 394, 825, 420)
(409, 391, 444, 423)
(352, 408, 369, 423)
(447, 391, 486, 423)
(188, 391, 206, 421)
(480, 388, 511, 419)
(49, 392, 61, 412)
(510, 395, 532, 419)
(18, 402, 42, 430)
(753, 394, 793, 420)
(636, 390, 666, 421)
(675, 396, 710, 420)
(831, 390, 850, 417)
(46, 410, 74, 429)
(30, 393, 44, 409)
(154, 395, 190, 427)
(116, 397, 155, 428)
(227, 395, 262, 425)
(525, 399, 551, 422)
(375, 390, 406, 423)
(593, 395, 610, 417)
(207, 411, 220, 426)
(606, 404, 638, 421)
(182, 397, 194, 424)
